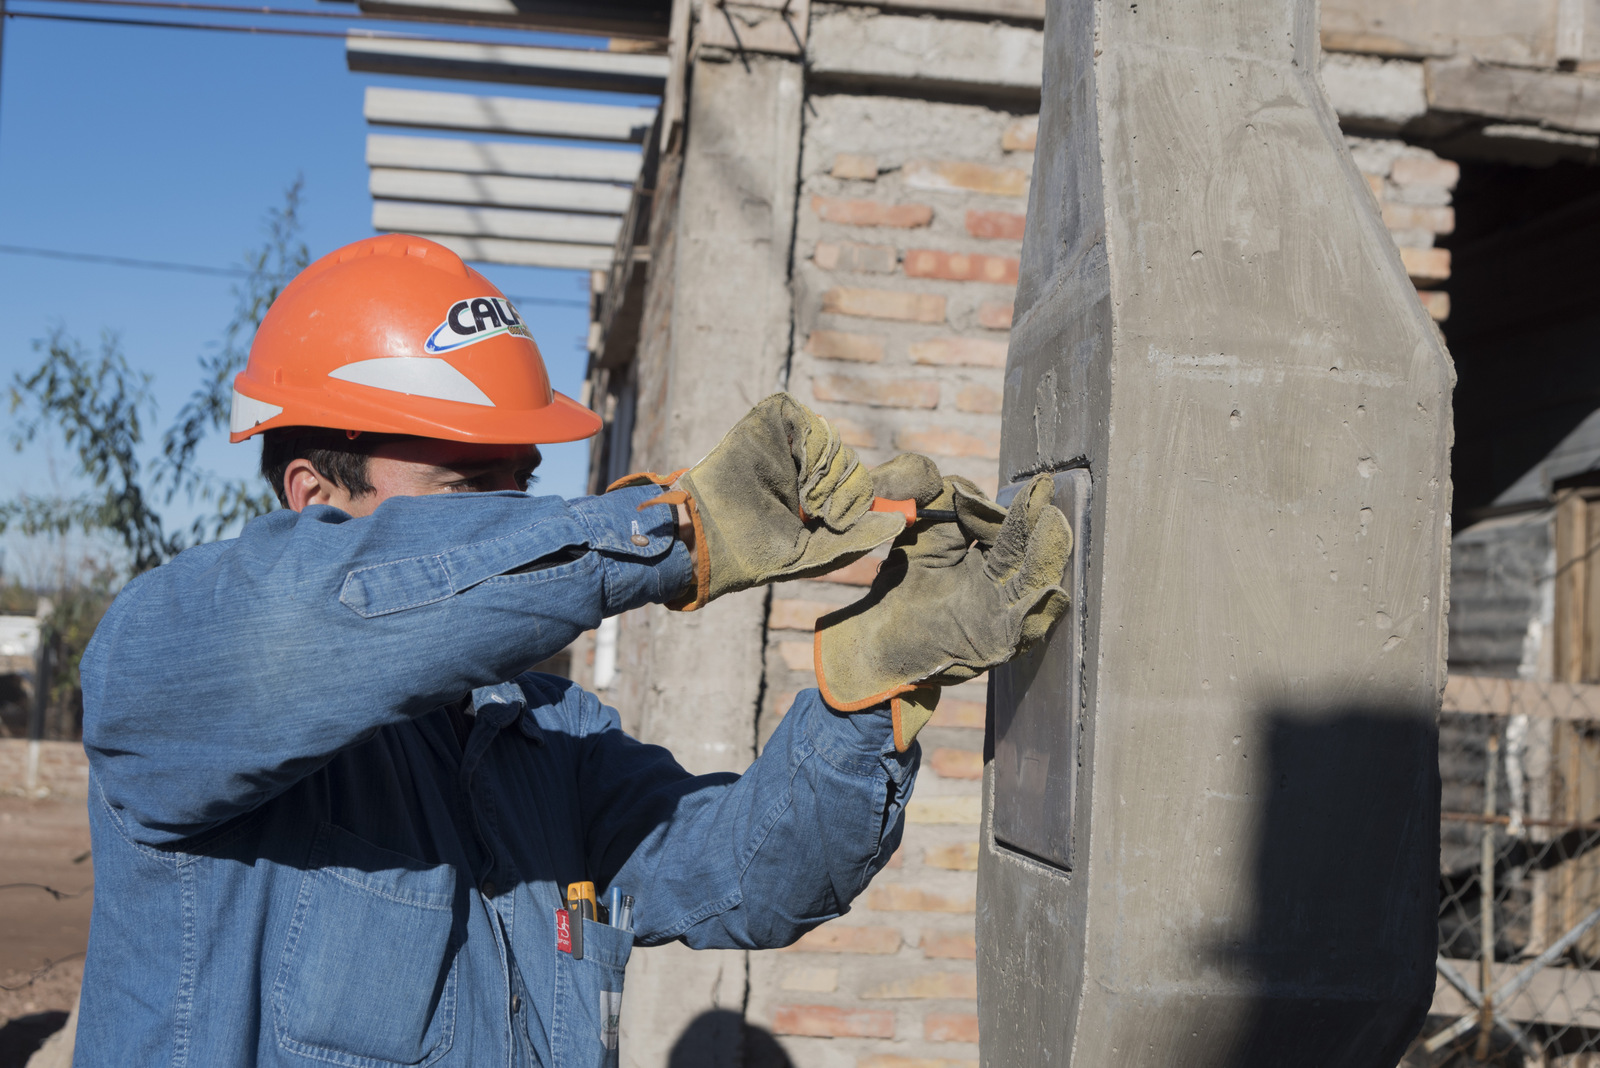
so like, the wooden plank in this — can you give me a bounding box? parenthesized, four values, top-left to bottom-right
(400, 232, 614, 270)
(1558, 489, 1589, 684)
(354, 0, 670, 39)
(372, 200, 622, 245)
(364, 87, 656, 143)
(1442, 675, 1600, 721)
(347, 36, 668, 94)
(367, 135, 640, 183)
(1427, 55, 1600, 135)
(845, 0, 1044, 20)
(370, 168, 632, 214)
(1587, 498, 1600, 682)
(1432, 958, 1600, 1029)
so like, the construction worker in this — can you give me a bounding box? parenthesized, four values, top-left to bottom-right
(72, 235, 1070, 1066)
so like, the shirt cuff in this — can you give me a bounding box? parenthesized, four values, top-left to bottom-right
(569, 486, 696, 613)
(796, 689, 916, 784)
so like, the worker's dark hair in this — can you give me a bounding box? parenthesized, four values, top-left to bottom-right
(259, 428, 402, 508)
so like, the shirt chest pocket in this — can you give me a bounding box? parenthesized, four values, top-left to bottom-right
(550, 916, 633, 1068)
(273, 823, 462, 1067)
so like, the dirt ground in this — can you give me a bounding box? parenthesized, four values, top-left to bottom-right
(0, 795, 93, 1066)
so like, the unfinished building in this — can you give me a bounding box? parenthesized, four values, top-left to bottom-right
(345, 0, 1600, 1062)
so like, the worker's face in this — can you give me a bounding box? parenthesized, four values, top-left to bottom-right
(284, 439, 543, 517)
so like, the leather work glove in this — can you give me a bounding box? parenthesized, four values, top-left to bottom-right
(609, 394, 944, 610)
(814, 474, 1072, 752)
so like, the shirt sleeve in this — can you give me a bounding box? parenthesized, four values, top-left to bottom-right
(570, 686, 918, 949)
(80, 487, 693, 844)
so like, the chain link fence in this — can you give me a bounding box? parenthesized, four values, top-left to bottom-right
(1402, 676, 1600, 1067)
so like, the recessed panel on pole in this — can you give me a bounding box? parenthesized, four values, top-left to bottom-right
(401, 232, 614, 271)
(372, 201, 622, 245)
(366, 135, 641, 184)
(370, 168, 632, 214)
(364, 87, 656, 143)
(346, 36, 669, 94)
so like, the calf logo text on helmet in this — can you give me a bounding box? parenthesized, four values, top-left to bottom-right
(424, 296, 533, 354)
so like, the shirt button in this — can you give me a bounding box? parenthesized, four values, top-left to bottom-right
(511, 994, 522, 1014)
(630, 534, 650, 547)
(481, 879, 497, 898)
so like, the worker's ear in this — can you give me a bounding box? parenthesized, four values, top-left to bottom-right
(283, 458, 343, 513)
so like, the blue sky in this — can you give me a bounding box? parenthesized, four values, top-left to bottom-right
(0, 4, 640, 579)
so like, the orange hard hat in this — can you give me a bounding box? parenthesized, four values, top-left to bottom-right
(228, 234, 601, 444)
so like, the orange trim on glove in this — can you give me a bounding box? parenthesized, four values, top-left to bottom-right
(606, 468, 688, 493)
(813, 630, 922, 750)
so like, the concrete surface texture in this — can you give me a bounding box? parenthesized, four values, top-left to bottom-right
(606, 50, 804, 1068)
(979, 0, 1452, 1065)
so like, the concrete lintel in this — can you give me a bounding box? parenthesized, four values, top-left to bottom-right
(1321, 0, 1561, 69)
(832, 0, 1044, 23)
(806, 7, 1043, 104)
(355, 0, 670, 39)
(402, 232, 615, 270)
(1320, 51, 1427, 130)
(366, 134, 642, 183)
(346, 36, 669, 94)
(695, 0, 810, 55)
(364, 87, 657, 143)
(1427, 55, 1600, 134)
(372, 200, 623, 244)
(369, 168, 633, 213)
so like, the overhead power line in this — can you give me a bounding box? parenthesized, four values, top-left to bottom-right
(18, 0, 666, 37)
(0, 242, 250, 276)
(8, 10, 447, 40)
(0, 243, 591, 306)
(4, 0, 665, 45)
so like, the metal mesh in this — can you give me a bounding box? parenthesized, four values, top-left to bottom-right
(1403, 675, 1600, 1067)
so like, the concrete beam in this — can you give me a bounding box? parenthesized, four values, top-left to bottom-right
(806, 7, 1042, 103)
(364, 87, 656, 143)
(1319, 52, 1427, 130)
(367, 134, 641, 183)
(981, 0, 1451, 1062)
(354, 0, 669, 39)
(837, 0, 1043, 20)
(1321, 0, 1561, 68)
(606, 51, 805, 1068)
(1427, 55, 1600, 134)
(346, 36, 669, 94)
(371, 200, 622, 244)
(397, 232, 612, 270)
(369, 168, 632, 213)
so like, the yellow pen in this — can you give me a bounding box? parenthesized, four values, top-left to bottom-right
(566, 881, 597, 959)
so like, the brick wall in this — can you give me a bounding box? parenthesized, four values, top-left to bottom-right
(1345, 134, 1459, 322)
(739, 91, 1029, 1068)
(0, 740, 89, 799)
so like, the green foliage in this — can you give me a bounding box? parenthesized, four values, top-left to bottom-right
(1, 179, 309, 574)
(161, 176, 309, 543)
(4, 328, 175, 572)
(38, 560, 119, 714)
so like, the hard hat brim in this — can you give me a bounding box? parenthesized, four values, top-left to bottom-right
(229, 379, 602, 445)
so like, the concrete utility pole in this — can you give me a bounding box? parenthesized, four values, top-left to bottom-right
(980, 0, 1453, 1063)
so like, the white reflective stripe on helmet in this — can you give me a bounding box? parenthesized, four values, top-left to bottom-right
(229, 389, 285, 435)
(328, 357, 495, 407)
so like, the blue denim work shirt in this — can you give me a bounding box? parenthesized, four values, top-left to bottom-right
(74, 485, 918, 1068)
